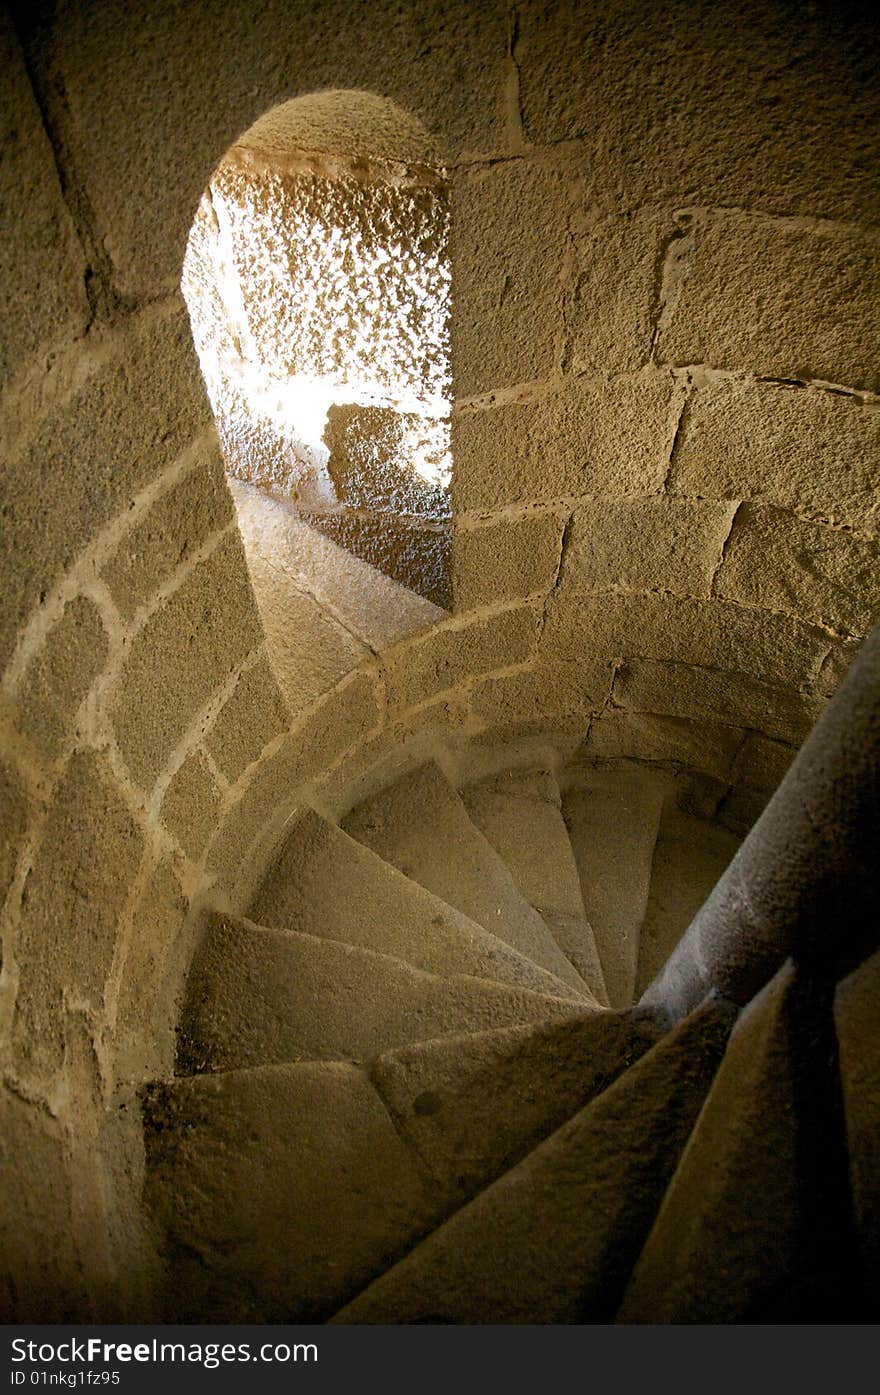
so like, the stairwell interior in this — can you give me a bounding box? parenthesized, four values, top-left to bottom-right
(1, 0, 879, 1323)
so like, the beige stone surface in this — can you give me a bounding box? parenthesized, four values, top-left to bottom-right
(452, 162, 568, 395)
(561, 497, 736, 598)
(715, 503, 879, 637)
(469, 660, 612, 735)
(13, 751, 144, 1077)
(452, 370, 673, 512)
(160, 750, 223, 860)
(543, 590, 829, 689)
(583, 710, 744, 781)
(0, 760, 28, 908)
(102, 444, 233, 619)
(384, 606, 541, 711)
(669, 379, 880, 537)
(15, 596, 107, 758)
(111, 533, 262, 790)
(1, 307, 210, 669)
(0, 12, 88, 387)
(205, 655, 290, 783)
(615, 658, 822, 745)
(566, 207, 669, 374)
(452, 512, 564, 611)
(114, 859, 189, 1081)
(658, 212, 880, 392)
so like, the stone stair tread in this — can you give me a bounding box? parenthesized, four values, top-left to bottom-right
(248, 807, 586, 1002)
(332, 994, 736, 1324)
(834, 948, 880, 1313)
(142, 1059, 442, 1322)
(371, 1009, 662, 1204)
(461, 767, 609, 1005)
(178, 912, 594, 1073)
(561, 767, 668, 1008)
(635, 805, 742, 999)
(341, 761, 592, 997)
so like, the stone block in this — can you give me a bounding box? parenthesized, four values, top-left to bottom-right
(301, 510, 452, 611)
(0, 760, 28, 909)
(816, 639, 862, 698)
(732, 732, 796, 798)
(583, 709, 744, 780)
(715, 503, 879, 637)
(669, 379, 880, 536)
(566, 207, 669, 374)
(1, 306, 210, 670)
(205, 655, 290, 783)
(0, 12, 88, 387)
(114, 860, 189, 1081)
(15, 596, 107, 758)
(451, 161, 568, 395)
(561, 497, 736, 598)
(324, 405, 449, 518)
(110, 533, 262, 791)
(384, 606, 541, 711)
(13, 751, 144, 1077)
(469, 660, 613, 734)
(517, 0, 880, 224)
(101, 442, 233, 620)
(542, 590, 828, 689)
(614, 658, 822, 745)
(451, 369, 673, 511)
(451, 512, 564, 611)
(160, 750, 224, 861)
(657, 211, 880, 392)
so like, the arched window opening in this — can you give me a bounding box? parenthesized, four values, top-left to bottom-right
(182, 92, 452, 609)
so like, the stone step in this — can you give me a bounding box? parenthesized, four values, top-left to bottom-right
(341, 761, 593, 997)
(561, 768, 668, 1008)
(461, 766, 610, 1005)
(619, 961, 825, 1322)
(178, 912, 593, 1073)
(835, 948, 880, 1314)
(635, 805, 742, 999)
(142, 1059, 441, 1321)
(332, 994, 736, 1324)
(371, 1009, 662, 1206)
(248, 808, 585, 1002)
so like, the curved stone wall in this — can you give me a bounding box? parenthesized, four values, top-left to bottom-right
(1, 0, 878, 1318)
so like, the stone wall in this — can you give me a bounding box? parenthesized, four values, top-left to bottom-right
(1, 0, 879, 1318)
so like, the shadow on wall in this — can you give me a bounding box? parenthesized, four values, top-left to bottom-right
(182, 89, 454, 610)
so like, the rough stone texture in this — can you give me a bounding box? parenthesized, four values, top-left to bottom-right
(114, 859, 189, 1082)
(715, 503, 879, 637)
(143, 1061, 437, 1321)
(620, 964, 804, 1321)
(324, 405, 450, 519)
(835, 950, 880, 1311)
(0, 759, 28, 909)
(669, 380, 880, 538)
(15, 595, 107, 758)
(566, 207, 668, 374)
(543, 590, 828, 690)
(451, 371, 673, 512)
(204, 655, 290, 783)
(658, 211, 880, 393)
(562, 768, 668, 1008)
(615, 658, 821, 745)
(110, 532, 262, 790)
(1, 306, 210, 671)
(0, 1089, 82, 1321)
(372, 1012, 661, 1202)
(720, 732, 797, 832)
(469, 660, 613, 735)
(300, 509, 452, 610)
(0, 10, 88, 388)
(334, 997, 736, 1323)
(384, 606, 540, 712)
(452, 513, 563, 611)
(636, 807, 742, 998)
(13, 750, 144, 1077)
(178, 913, 588, 1073)
(583, 710, 744, 782)
(462, 768, 608, 1002)
(248, 808, 580, 1000)
(452, 162, 568, 395)
(561, 498, 736, 598)
(101, 444, 233, 620)
(516, 0, 880, 223)
(342, 762, 590, 994)
(159, 750, 223, 861)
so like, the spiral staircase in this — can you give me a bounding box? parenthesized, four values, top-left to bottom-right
(140, 743, 877, 1324)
